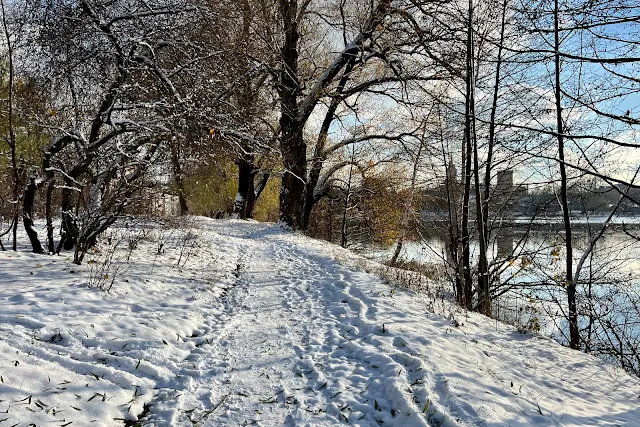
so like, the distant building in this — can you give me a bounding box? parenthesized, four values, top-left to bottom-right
(492, 169, 528, 214)
(422, 164, 529, 218)
(496, 170, 513, 194)
(446, 154, 457, 185)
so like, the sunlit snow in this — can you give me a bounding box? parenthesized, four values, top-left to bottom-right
(0, 218, 638, 426)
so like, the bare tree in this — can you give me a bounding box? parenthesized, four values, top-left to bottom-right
(12, 0, 222, 261)
(0, 0, 18, 250)
(271, 0, 445, 229)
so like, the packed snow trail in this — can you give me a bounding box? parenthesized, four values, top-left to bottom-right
(0, 218, 639, 426)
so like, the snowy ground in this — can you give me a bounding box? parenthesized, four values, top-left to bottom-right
(0, 217, 638, 426)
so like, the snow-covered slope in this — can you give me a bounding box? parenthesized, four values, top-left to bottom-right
(0, 218, 638, 426)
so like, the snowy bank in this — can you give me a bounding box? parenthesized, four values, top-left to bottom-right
(0, 218, 638, 426)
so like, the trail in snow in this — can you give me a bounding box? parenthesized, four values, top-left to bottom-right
(0, 218, 639, 426)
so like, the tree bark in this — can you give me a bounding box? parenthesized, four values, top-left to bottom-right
(254, 172, 270, 204)
(279, 135, 307, 228)
(23, 177, 43, 253)
(278, 0, 306, 228)
(473, 105, 490, 314)
(245, 171, 270, 219)
(233, 159, 258, 219)
(277, 0, 391, 229)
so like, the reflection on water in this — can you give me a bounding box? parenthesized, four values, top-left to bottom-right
(496, 232, 514, 260)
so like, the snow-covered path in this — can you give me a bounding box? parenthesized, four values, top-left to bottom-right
(1, 218, 639, 426)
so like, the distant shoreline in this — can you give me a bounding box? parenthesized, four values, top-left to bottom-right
(418, 215, 640, 231)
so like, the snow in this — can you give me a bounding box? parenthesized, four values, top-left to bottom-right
(0, 217, 639, 426)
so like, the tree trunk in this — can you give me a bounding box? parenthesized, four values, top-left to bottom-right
(232, 161, 269, 220)
(233, 159, 257, 219)
(460, 1, 474, 310)
(254, 172, 269, 203)
(473, 112, 490, 315)
(60, 182, 78, 251)
(170, 139, 188, 215)
(2, 0, 17, 251)
(483, 0, 508, 268)
(466, 0, 490, 315)
(440, 111, 463, 304)
(278, 0, 306, 229)
(277, 1, 391, 229)
(446, 169, 463, 304)
(280, 150, 307, 227)
(23, 177, 43, 253)
(248, 172, 270, 219)
(341, 155, 355, 248)
(278, 122, 307, 229)
(340, 198, 348, 248)
(554, 0, 579, 349)
(328, 204, 333, 242)
(45, 179, 55, 253)
(10, 142, 18, 251)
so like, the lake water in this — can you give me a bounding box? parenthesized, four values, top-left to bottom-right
(368, 220, 640, 375)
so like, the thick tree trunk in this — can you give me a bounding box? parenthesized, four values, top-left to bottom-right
(247, 172, 270, 219)
(554, 0, 579, 349)
(42, 137, 71, 253)
(233, 160, 270, 220)
(233, 159, 258, 219)
(280, 134, 307, 228)
(277, 0, 392, 229)
(277, 0, 306, 229)
(23, 177, 43, 254)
